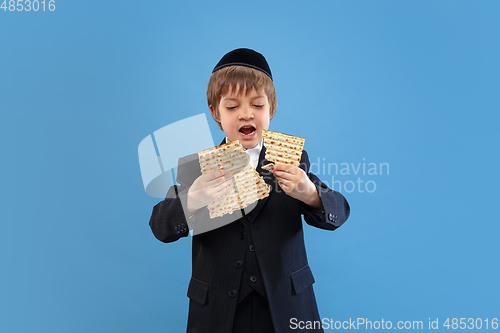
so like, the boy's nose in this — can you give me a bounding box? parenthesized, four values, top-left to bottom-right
(239, 109, 254, 120)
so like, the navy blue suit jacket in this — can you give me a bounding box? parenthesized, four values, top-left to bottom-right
(149, 142, 350, 333)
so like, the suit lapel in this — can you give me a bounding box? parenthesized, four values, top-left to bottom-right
(248, 145, 274, 222)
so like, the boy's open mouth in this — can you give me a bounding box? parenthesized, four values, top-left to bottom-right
(238, 125, 256, 137)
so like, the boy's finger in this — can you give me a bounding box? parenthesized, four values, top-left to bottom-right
(273, 164, 296, 174)
(278, 180, 291, 192)
(212, 173, 232, 186)
(274, 171, 294, 181)
(205, 169, 229, 182)
(204, 170, 221, 181)
(213, 176, 233, 194)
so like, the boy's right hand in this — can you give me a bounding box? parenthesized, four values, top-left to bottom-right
(186, 170, 233, 216)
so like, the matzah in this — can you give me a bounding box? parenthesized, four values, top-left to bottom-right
(197, 140, 270, 218)
(262, 130, 305, 170)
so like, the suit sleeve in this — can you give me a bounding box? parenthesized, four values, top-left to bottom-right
(299, 150, 350, 231)
(149, 154, 202, 243)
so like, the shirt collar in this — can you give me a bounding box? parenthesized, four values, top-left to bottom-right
(225, 137, 263, 169)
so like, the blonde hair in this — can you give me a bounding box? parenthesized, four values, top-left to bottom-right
(207, 66, 277, 130)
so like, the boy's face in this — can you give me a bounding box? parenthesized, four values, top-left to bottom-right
(211, 87, 272, 149)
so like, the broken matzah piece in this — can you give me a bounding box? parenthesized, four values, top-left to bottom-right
(197, 140, 270, 218)
(261, 129, 305, 171)
(198, 140, 247, 175)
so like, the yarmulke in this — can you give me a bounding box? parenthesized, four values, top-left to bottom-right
(212, 48, 272, 81)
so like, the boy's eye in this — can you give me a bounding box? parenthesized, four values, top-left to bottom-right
(226, 106, 237, 110)
(253, 105, 264, 108)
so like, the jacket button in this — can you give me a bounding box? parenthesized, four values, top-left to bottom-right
(240, 231, 246, 240)
(328, 213, 334, 221)
(228, 290, 237, 298)
(250, 276, 257, 283)
(235, 260, 243, 268)
(249, 245, 255, 252)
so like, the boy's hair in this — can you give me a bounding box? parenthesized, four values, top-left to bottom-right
(207, 66, 277, 130)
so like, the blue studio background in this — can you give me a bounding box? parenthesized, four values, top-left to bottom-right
(2, 1, 499, 332)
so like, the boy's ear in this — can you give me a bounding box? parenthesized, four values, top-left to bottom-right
(270, 100, 278, 120)
(209, 105, 220, 121)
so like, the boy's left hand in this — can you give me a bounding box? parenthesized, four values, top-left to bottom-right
(272, 164, 323, 211)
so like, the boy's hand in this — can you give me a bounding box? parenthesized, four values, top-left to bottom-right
(187, 170, 233, 216)
(272, 164, 323, 211)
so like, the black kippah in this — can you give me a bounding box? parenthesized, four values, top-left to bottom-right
(212, 48, 273, 81)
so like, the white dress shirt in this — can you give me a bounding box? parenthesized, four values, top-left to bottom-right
(225, 137, 263, 169)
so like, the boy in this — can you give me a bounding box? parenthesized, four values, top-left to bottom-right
(149, 48, 350, 333)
